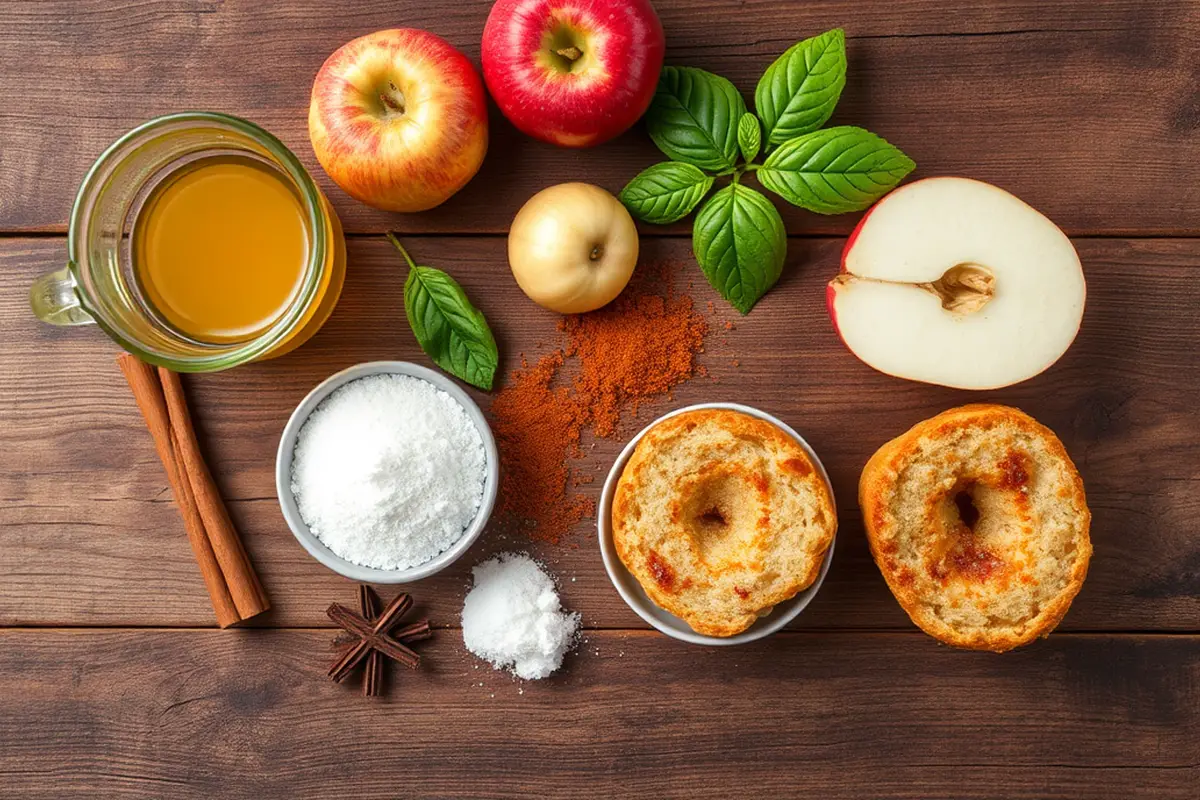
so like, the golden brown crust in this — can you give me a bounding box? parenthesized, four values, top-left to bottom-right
(613, 409, 837, 637)
(860, 404, 1091, 652)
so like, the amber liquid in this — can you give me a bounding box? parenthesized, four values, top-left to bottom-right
(133, 154, 310, 344)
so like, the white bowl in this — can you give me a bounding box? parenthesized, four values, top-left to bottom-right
(276, 361, 499, 583)
(598, 402, 836, 645)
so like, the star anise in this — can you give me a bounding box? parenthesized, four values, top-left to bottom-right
(327, 586, 432, 697)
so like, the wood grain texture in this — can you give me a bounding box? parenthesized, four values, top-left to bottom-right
(0, 629, 1194, 798)
(3, 235, 1197, 629)
(4, 3, 1199, 796)
(0, 0, 1196, 234)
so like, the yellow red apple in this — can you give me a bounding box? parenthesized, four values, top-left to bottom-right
(308, 29, 488, 212)
(481, 0, 665, 147)
(507, 183, 638, 313)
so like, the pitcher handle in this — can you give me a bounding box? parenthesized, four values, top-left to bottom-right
(30, 265, 94, 326)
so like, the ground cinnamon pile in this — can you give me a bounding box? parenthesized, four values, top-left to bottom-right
(490, 262, 708, 544)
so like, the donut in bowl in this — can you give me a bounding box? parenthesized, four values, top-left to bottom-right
(612, 408, 837, 637)
(860, 404, 1091, 652)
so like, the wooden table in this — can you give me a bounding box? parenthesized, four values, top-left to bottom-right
(2, 2, 1197, 797)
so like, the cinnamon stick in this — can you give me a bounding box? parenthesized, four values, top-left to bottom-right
(117, 354, 269, 626)
(117, 355, 240, 627)
(158, 367, 269, 619)
(359, 585, 383, 697)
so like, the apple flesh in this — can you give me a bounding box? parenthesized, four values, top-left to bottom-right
(482, 0, 665, 147)
(829, 177, 1085, 390)
(507, 183, 638, 313)
(308, 29, 488, 212)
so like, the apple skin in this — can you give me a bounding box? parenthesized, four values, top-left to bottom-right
(827, 202, 879, 337)
(308, 29, 488, 212)
(482, 0, 665, 148)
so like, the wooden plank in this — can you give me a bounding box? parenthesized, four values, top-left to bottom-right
(2, 235, 1197, 629)
(0, 1, 1197, 235)
(0, 629, 1194, 798)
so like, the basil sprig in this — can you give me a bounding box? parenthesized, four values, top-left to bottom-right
(620, 27, 914, 313)
(389, 233, 499, 391)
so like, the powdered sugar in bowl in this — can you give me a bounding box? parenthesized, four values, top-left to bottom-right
(276, 361, 499, 583)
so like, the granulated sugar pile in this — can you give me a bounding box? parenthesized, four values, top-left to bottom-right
(290, 374, 486, 570)
(461, 553, 580, 680)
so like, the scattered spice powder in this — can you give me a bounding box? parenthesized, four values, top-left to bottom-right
(489, 262, 708, 544)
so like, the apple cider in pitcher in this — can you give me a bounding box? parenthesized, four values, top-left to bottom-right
(132, 154, 317, 344)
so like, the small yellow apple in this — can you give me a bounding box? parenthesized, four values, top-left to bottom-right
(507, 183, 638, 314)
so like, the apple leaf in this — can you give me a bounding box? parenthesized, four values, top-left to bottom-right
(737, 114, 762, 164)
(646, 66, 746, 172)
(692, 183, 787, 314)
(619, 162, 715, 224)
(755, 28, 847, 147)
(391, 234, 498, 391)
(757, 126, 915, 215)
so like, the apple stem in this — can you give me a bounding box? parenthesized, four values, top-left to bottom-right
(379, 82, 406, 115)
(555, 46, 582, 62)
(386, 231, 418, 271)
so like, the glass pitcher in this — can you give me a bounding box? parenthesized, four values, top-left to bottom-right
(30, 112, 346, 371)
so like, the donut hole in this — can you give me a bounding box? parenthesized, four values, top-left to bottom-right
(698, 506, 729, 528)
(931, 480, 1011, 584)
(954, 487, 981, 530)
(678, 466, 762, 564)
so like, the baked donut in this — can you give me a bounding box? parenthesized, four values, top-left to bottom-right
(612, 409, 837, 637)
(860, 404, 1091, 652)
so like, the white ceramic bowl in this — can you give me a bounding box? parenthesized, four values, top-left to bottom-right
(598, 402, 836, 645)
(276, 361, 499, 583)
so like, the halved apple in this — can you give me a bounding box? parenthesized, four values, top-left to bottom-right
(828, 177, 1085, 390)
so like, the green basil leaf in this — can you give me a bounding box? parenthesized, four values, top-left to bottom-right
(757, 126, 915, 214)
(755, 28, 847, 147)
(738, 114, 761, 164)
(619, 162, 715, 224)
(646, 66, 746, 171)
(692, 184, 786, 314)
(391, 234, 499, 391)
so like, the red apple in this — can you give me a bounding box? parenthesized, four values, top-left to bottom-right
(828, 177, 1086, 390)
(308, 29, 488, 212)
(481, 0, 665, 147)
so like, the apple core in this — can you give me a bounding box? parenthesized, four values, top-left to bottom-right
(833, 262, 997, 316)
